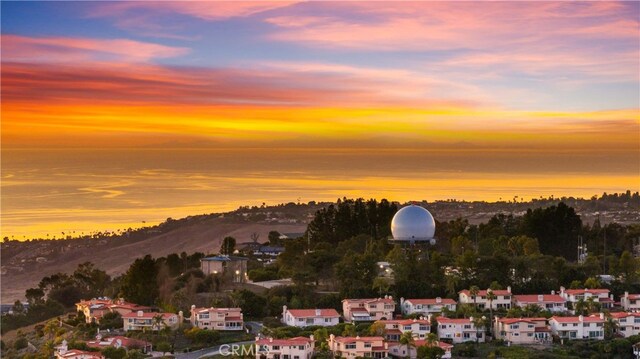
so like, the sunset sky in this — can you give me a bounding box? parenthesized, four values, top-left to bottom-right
(2, 1, 639, 238)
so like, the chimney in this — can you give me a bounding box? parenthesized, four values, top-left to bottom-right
(329, 334, 335, 341)
(610, 294, 614, 300)
(310, 335, 314, 342)
(436, 297, 442, 304)
(400, 297, 405, 306)
(389, 295, 393, 300)
(625, 291, 630, 299)
(469, 316, 474, 322)
(191, 304, 196, 310)
(179, 311, 184, 323)
(384, 342, 388, 349)
(538, 295, 544, 302)
(269, 338, 273, 343)
(255, 336, 260, 342)
(356, 336, 360, 339)
(316, 309, 321, 316)
(599, 313, 605, 320)
(578, 315, 584, 322)
(137, 310, 143, 317)
(507, 286, 512, 293)
(560, 286, 566, 294)
(551, 290, 556, 295)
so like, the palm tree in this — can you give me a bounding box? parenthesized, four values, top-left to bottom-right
(472, 316, 486, 343)
(152, 314, 167, 332)
(399, 331, 415, 359)
(425, 333, 439, 347)
(604, 317, 619, 340)
(469, 286, 480, 309)
(486, 289, 497, 336)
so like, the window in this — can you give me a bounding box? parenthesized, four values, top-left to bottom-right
(419, 325, 428, 331)
(273, 346, 280, 350)
(345, 344, 356, 349)
(298, 318, 304, 322)
(298, 346, 304, 350)
(404, 325, 411, 330)
(306, 319, 314, 325)
(284, 355, 290, 359)
(463, 333, 470, 339)
(464, 325, 471, 329)
(513, 333, 519, 336)
(325, 318, 331, 323)
(364, 343, 372, 348)
(510, 325, 519, 330)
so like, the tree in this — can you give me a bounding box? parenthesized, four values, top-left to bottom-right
(486, 290, 496, 336)
(152, 314, 167, 331)
(604, 317, 619, 340)
(268, 231, 281, 246)
(119, 255, 159, 306)
(369, 322, 386, 336)
(221, 237, 236, 255)
(618, 251, 638, 283)
(342, 324, 356, 337)
(102, 347, 126, 359)
(399, 331, 416, 359)
(155, 342, 172, 356)
(469, 286, 480, 308)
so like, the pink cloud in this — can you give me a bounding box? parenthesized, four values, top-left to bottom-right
(2, 35, 190, 63)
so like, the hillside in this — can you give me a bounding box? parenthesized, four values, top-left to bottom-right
(1, 216, 306, 302)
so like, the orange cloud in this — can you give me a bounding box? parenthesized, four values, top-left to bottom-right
(2, 34, 189, 63)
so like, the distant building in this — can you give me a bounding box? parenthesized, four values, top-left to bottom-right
(328, 335, 388, 359)
(610, 312, 640, 337)
(512, 294, 566, 313)
(548, 314, 605, 340)
(255, 336, 315, 359)
(342, 297, 395, 322)
(75, 298, 152, 323)
(435, 317, 485, 343)
(388, 340, 453, 359)
(282, 306, 340, 327)
(200, 255, 248, 282)
(122, 311, 180, 331)
(400, 297, 456, 316)
(459, 287, 512, 310)
(375, 318, 431, 341)
(621, 292, 640, 311)
(189, 305, 244, 331)
(493, 317, 551, 344)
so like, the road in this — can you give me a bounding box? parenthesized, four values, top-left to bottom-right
(174, 322, 263, 359)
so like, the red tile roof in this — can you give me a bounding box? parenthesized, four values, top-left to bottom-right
(626, 294, 640, 300)
(256, 337, 313, 346)
(378, 319, 430, 326)
(122, 312, 176, 319)
(563, 288, 609, 295)
(59, 349, 105, 359)
(413, 340, 454, 350)
(610, 312, 640, 319)
(436, 317, 474, 324)
(405, 298, 456, 305)
(86, 336, 151, 349)
(459, 289, 510, 296)
(343, 298, 395, 305)
(497, 317, 546, 325)
(513, 295, 564, 303)
(550, 315, 605, 323)
(333, 336, 384, 343)
(287, 309, 339, 318)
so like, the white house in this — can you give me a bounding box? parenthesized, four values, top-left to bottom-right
(494, 317, 551, 344)
(549, 314, 605, 340)
(512, 294, 567, 313)
(189, 306, 243, 331)
(400, 297, 456, 316)
(388, 340, 453, 359)
(459, 287, 512, 310)
(255, 336, 315, 359)
(559, 287, 614, 310)
(342, 297, 395, 322)
(375, 318, 431, 341)
(435, 317, 485, 343)
(328, 335, 388, 359)
(621, 292, 640, 312)
(282, 306, 340, 327)
(122, 311, 180, 331)
(610, 312, 640, 338)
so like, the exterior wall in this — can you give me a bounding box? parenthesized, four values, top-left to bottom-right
(401, 299, 456, 316)
(379, 320, 431, 341)
(513, 300, 566, 313)
(123, 313, 179, 331)
(282, 307, 340, 327)
(342, 298, 395, 322)
(190, 307, 244, 331)
(388, 343, 452, 359)
(200, 257, 248, 282)
(458, 288, 512, 310)
(436, 319, 485, 344)
(621, 293, 640, 311)
(328, 335, 388, 359)
(494, 319, 550, 344)
(549, 316, 605, 340)
(612, 314, 640, 337)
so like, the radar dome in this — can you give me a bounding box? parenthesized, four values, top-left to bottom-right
(391, 205, 436, 242)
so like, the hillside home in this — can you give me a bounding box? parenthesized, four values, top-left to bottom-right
(436, 317, 485, 343)
(400, 297, 456, 316)
(255, 336, 315, 359)
(327, 335, 388, 359)
(459, 287, 512, 310)
(75, 298, 152, 323)
(189, 306, 243, 330)
(621, 292, 640, 311)
(388, 340, 453, 359)
(122, 311, 180, 331)
(494, 317, 551, 344)
(512, 294, 567, 313)
(55, 341, 104, 359)
(610, 312, 640, 337)
(342, 296, 395, 322)
(549, 314, 605, 340)
(559, 287, 614, 310)
(282, 306, 340, 327)
(375, 318, 431, 341)
(86, 336, 152, 353)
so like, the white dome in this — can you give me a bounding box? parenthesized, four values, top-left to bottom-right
(391, 205, 436, 241)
